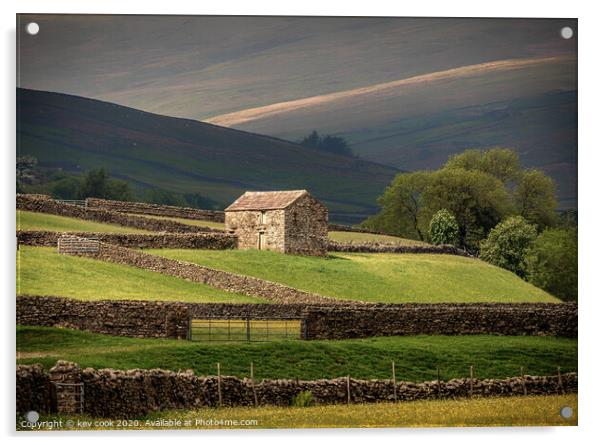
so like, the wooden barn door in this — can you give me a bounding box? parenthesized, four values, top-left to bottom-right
(258, 232, 265, 250)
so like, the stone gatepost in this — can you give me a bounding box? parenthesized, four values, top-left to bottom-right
(49, 361, 83, 414)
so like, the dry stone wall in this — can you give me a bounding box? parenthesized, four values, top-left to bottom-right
(59, 236, 342, 305)
(18, 296, 577, 339)
(328, 241, 472, 256)
(86, 198, 225, 222)
(16, 364, 53, 415)
(18, 230, 236, 250)
(17, 296, 189, 339)
(16, 361, 577, 418)
(17, 194, 221, 233)
(302, 303, 578, 339)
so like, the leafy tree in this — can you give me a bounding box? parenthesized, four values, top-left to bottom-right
(422, 169, 514, 251)
(362, 171, 432, 240)
(300, 130, 353, 157)
(144, 189, 186, 207)
(480, 216, 537, 278)
(51, 176, 82, 200)
(78, 168, 132, 201)
(428, 209, 459, 245)
(184, 192, 220, 210)
(515, 169, 557, 229)
(525, 228, 577, 301)
(444, 147, 521, 184)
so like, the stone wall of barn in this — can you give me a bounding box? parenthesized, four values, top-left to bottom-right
(225, 209, 286, 253)
(284, 194, 328, 256)
(16, 361, 577, 418)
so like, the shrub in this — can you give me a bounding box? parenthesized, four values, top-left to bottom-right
(480, 216, 537, 278)
(526, 228, 577, 301)
(291, 391, 314, 407)
(428, 209, 459, 245)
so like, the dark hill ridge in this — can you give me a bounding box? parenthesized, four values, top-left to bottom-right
(17, 88, 399, 224)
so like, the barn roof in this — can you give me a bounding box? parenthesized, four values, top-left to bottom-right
(225, 190, 309, 211)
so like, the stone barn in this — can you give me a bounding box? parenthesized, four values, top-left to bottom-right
(225, 190, 328, 256)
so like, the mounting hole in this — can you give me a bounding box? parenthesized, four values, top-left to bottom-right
(25, 22, 39, 36)
(560, 26, 574, 40)
(26, 410, 39, 423)
(560, 406, 573, 419)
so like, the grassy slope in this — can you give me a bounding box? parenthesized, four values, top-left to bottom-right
(147, 249, 557, 303)
(18, 209, 426, 245)
(24, 395, 578, 429)
(17, 210, 150, 233)
(17, 246, 264, 303)
(18, 88, 398, 224)
(328, 231, 428, 245)
(17, 326, 576, 381)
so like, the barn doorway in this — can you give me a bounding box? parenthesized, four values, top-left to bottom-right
(258, 232, 266, 250)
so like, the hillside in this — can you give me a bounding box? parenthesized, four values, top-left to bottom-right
(147, 249, 558, 303)
(17, 88, 398, 223)
(211, 57, 577, 208)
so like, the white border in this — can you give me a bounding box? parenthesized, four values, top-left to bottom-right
(2, 1, 600, 444)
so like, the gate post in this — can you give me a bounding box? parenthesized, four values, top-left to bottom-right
(49, 361, 83, 414)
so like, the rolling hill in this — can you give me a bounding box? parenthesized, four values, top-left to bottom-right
(210, 56, 577, 208)
(17, 88, 399, 223)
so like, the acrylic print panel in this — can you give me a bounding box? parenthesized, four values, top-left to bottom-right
(16, 14, 577, 430)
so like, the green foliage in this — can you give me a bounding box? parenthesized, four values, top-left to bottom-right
(301, 130, 353, 157)
(428, 209, 459, 245)
(515, 170, 557, 229)
(480, 217, 537, 278)
(362, 171, 431, 240)
(291, 391, 314, 407)
(51, 176, 82, 199)
(149, 249, 557, 303)
(422, 169, 514, 251)
(366, 147, 560, 251)
(79, 168, 132, 201)
(17, 326, 576, 382)
(526, 229, 578, 301)
(444, 147, 521, 184)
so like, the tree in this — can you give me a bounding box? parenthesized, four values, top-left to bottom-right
(428, 209, 459, 245)
(525, 228, 577, 301)
(51, 176, 82, 200)
(444, 147, 521, 184)
(480, 216, 537, 278)
(78, 168, 132, 201)
(300, 130, 353, 157)
(515, 169, 557, 229)
(362, 171, 432, 240)
(422, 168, 514, 251)
(79, 168, 109, 198)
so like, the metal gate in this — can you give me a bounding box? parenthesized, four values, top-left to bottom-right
(189, 318, 301, 342)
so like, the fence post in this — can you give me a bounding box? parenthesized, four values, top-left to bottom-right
(250, 362, 258, 407)
(246, 318, 251, 343)
(436, 367, 441, 399)
(557, 366, 565, 395)
(346, 375, 351, 405)
(392, 361, 397, 402)
(469, 365, 474, 397)
(521, 366, 527, 396)
(217, 362, 222, 407)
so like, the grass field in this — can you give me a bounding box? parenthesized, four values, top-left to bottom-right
(20, 395, 576, 429)
(125, 213, 226, 229)
(328, 231, 428, 245)
(147, 249, 557, 303)
(17, 210, 150, 234)
(17, 326, 577, 381)
(17, 246, 264, 303)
